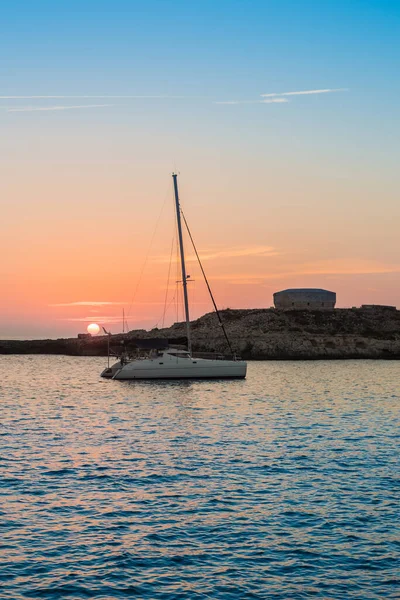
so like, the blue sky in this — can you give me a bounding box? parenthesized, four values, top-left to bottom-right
(1, 1, 399, 163)
(2, 0, 399, 172)
(2, 0, 399, 96)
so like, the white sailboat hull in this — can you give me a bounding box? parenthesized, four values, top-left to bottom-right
(102, 354, 246, 380)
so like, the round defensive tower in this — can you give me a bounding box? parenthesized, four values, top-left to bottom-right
(273, 288, 336, 310)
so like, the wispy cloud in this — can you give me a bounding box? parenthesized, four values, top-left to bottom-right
(215, 88, 346, 106)
(214, 101, 257, 105)
(0, 95, 188, 99)
(8, 104, 113, 113)
(261, 88, 347, 97)
(0, 90, 346, 112)
(215, 98, 288, 105)
(50, 300, 189, 307)
(261, 98, 289, 104)
(293, 259, 400, 277)
(211, 274, 268, 285)
(155, 245, 279, 263)
(211, 259, 400, 285)
(192, 245, 279, 261)
(50, 301, 127, 307)
(61, 315, 154, 323)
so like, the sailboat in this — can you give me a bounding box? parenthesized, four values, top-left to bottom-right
(101, 174, 247, 380)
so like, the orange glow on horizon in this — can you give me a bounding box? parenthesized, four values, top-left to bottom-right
(0, 164, 398, 339)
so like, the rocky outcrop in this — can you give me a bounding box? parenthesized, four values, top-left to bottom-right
(1, 307, 399, 359)
(151, 307, 400, 359)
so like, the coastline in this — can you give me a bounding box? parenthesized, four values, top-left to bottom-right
(1, 307, 399, 360)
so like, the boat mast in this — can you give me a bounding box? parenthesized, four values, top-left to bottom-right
(172, 173, 192, 354)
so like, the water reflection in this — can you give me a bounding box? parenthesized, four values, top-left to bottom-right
(0, 357, 399, 599)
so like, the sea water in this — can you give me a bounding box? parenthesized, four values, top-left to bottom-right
(0, 356, 399, 599)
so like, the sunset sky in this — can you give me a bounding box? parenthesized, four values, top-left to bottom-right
(1, 0, 399, 339)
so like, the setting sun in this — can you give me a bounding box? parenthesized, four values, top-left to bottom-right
(87, 323, 100, 335)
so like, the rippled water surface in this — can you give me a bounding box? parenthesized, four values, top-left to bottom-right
(1, 357, 399, 599)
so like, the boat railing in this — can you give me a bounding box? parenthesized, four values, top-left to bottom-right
(191, 351, 242, 361)
(111, 347, 242, 362)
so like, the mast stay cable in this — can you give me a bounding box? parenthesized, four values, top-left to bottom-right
(126, 183, 171, 322)
(161, 235, 175, 329)
(180, 209, 234, 355)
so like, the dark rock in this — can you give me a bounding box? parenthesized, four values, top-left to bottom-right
(1, 308, 399, 359)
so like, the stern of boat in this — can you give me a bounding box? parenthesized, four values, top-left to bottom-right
(100, 361, 123, 378)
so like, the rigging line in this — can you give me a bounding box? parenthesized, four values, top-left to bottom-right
(154, 199, 178, 330)
(126, 182, 172, 319)
(161, 236, 175, 329)
(153, 290, 177, 329)
(180, 209, 234, 355)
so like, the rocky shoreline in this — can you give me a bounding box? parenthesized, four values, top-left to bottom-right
(1, 307, 399, 359)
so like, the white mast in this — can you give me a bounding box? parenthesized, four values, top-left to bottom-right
(172, 173, 192, 354)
